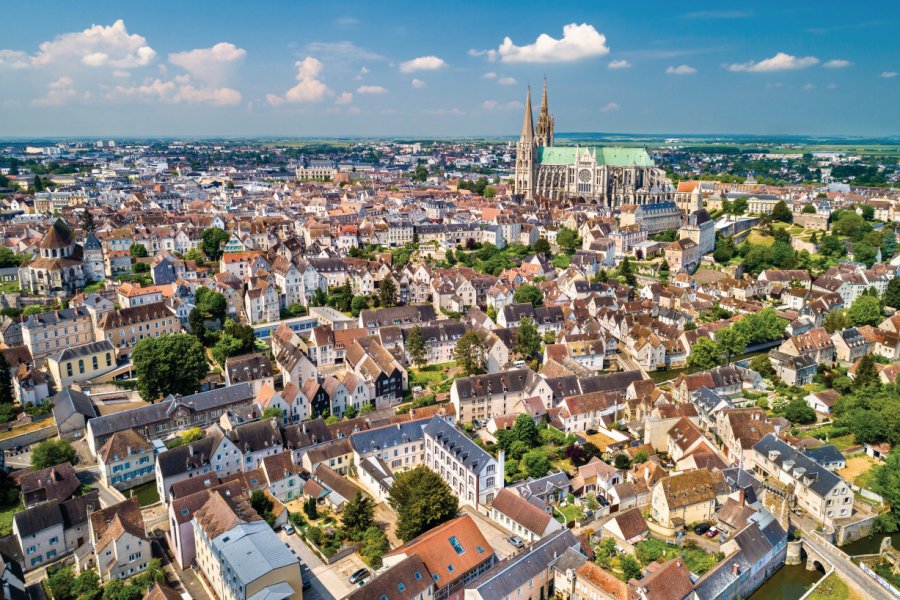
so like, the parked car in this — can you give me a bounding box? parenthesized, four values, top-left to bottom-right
(283, 524, 295, 535)
(705, 527, 719, 538)
(349, 568, 370, 584)
(694, 523, 711, 535)
(508, 535, 525, 549)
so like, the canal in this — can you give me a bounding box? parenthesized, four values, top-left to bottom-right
(841, 533, 899, 556)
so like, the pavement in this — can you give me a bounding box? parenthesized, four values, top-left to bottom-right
(461, 505, 518, 560)
(278, 528, 367, 600)
(75, 464, 126, 508)
(801, 528, 894, 600)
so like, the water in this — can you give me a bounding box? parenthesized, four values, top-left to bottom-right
(747, 563, 824, 600)
(842, 533, 900, 556)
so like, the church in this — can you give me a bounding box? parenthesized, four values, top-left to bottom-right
(514, 82, 674, 208)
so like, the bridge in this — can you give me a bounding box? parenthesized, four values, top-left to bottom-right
(800, 530, 897, 600)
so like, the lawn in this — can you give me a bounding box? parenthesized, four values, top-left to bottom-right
(0, 281, 19, 293)
(809, 573, 864, 600)
(554, 504, 583, 524)
(0, 501, 22, 537)
(748, 230, 775, 247)
(129, 482, 161, 506)
(838, 456, 878, 491)
(828, 434, 857, 452)
(634, 537, 722, 576)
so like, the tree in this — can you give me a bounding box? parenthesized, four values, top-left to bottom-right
(534, 238, 551, 256)
(515, 316, 542, 361)
(350, 295, 369, 317)
(407, 325, 428, 369)
(771, 201, 793, 223)
(102, 579, 142, 600)
(249, 489, 276, 527)
(262, 406, 283, 421)
(556, 227, 581, 254)
(47, 566, 75, 600)
(658, 259, 670, 281)
(749, 354, 775, 379)
(379, 279, 397, 308)
(688, 338, 724, 370)
(132, 334, 209, 401)
(513, 284, 543, 307)
(521, 449, 550, 478)
(212, 334, 247, 366)
(72, 570, 100, 600)
(620, 554, 643, 582)
(303, 497, 318, 520)
(633, 450, 649, 464)
(455, 330, 487, 376)
(0, 352, 13, 406)
(784, 398, 817, 424)
(32, 439, 76, 470)
(824, 309, 850, 334)
(875, 450, 900, 532)
(511, 414, 539, 447)
(342, 492, 375, 540)
(614, 454, 631, 469)
(389, 465, 459, 542)
(183, 247, 206, 263)
(129, 243, 148, 258)
(802, 204, 817, 214)
(733, 309, 786, 344)
(715, 327, 749, 362)
(885, 278, 900, 310)
(483, 185, 496, 199)
(848, 294, 882, 327)
(853, 355, 881, 390)
(0, 247, 23, 268)
(882, 230, 897, 259)
(853, 241, 879, 268)
(200, 227, 230, 261)
(360, 526, 390, 569)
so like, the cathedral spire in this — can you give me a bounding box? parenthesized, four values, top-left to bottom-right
(519, 85, 534, 143)
(540, 77, 549, 115)
(535, 78, 554, 147)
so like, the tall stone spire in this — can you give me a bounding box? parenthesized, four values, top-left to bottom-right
(519, 86, 534, 143)
(535, 78, 554, 147)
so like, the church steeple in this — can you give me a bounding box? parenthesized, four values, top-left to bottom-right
(519, 86, 534, 143)
(535, 77, 554, 147)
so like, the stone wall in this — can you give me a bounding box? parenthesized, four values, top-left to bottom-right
(836, 513, 879, 546)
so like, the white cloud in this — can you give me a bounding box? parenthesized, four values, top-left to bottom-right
(169, 42, 246, 85)
(803, 83, 815, 90)
(399, 55, 447, 73)
(30, 19, 156, 69)
(482, 100, 524, 111)
(481, 71, 497, 79)
(334, 92, 353, 105)
(423, 107, 465, 116)
(487, 23, 609, 63)
(468, 49, 488, 58)
(827, 83, 838, 89)
(32, 76, 78, 106)
(357, 85, 387, 94)
(880, 71, 897, 78)
(666, 64, 697, 75)
(106, 76, 241, 106)
(608, 59, 631, 69)
(727, 52, 819, 72)
(268, 57, 332, 105)
(354, 66, 370, 80)
(0, 49, 30, 69)
(823, 59, 852, 69)
(599, 102, 620, 112)
(497, 76, 517, 85)
(411, 78, 426, 88)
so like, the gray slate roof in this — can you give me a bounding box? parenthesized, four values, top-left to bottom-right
(423, 416, 493, 475)
(752, 434, 844, 498)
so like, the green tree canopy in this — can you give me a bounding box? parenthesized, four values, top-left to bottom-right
(132, 334, 209, 401)
(848, 294, 882, 327)
(885, 278, 900, 310)
(783, 397, 817, 424)
(342, 492, 375, 541)
(406, 325, 428, 369)
(770, 201, 793, 223)
(129, 243, 148, 258)
(513, 284, 543, 307)
(32, 439, 77, 470)
(455, 330, 487, 376)
(379, 279, 397, 308)
(521, 449, 550, 478)
(201, 227, 230, 261)
(514, 316, 542, 361)
(687, 337, 724, 370)
(389, 465, 459, 542)
(556, 227, 581, 254)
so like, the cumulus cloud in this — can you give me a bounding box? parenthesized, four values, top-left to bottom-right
(22, 19, 155, 70)
(727, 52, 819, 72)
(357, 85, 387, 94)
(354, 66, 370, 81)
(32, 76, 78, 106)
(305, 41, 383, 62)
(484, 23, 609, 63)
(169, 42, 246, 85)
(481, 72, 497, 79)
(881, 71, 897, 78)
(497, 76, 516, 85)
(334, 92, 353, 105)
(803, 83, 815, 90)
(823, 59, 852, 69)
(399, 55, 447, 73)
(666, 64, 697, 75)
(423, 107, 465, 116)
(411, 78, 426, 88)
(0, 49, 30, 69)
(106, 76, 241, 106)
(608, 59, 631, 69)
(268, 57, 332, 105)
(599, 102, 620, 112)
(482, 100, 524, 111)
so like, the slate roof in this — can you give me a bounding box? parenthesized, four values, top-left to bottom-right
(423, 416, 494, 475)
(802, 445, 845, 467)
(51, 387, 97, 424)
(752, 434, 845, 498)
(349, 419, 427, 455)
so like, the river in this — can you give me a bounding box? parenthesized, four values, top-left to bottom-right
(747, 563, 824, 600)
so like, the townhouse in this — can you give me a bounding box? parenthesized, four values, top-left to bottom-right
(87, 497, 149, 581)
(424, 416, 503, 507)
(97, 428, 155, 490)
(21, 307, 95, 367)
(95, 302, 180, 358)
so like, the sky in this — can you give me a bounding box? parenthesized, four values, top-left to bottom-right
(0, 1, 898, 138)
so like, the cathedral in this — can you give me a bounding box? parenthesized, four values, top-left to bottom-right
(514, 81, 674, 208)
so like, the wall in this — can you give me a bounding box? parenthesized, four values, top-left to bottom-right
(836, 513, 879, 546)
(0, 424, 57, 451)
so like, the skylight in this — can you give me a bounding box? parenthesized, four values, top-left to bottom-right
(449, 535, 465, 555)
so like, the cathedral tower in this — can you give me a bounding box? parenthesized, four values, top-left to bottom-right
(514, 86, 536, 199)
(535, 78, 554, 147)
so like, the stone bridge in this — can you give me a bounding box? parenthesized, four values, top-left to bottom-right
(800, 530, 896, 600)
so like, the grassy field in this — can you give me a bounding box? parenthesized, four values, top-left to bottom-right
(808, 573, 865, 600)
(748, 230, 775, 247)
(554, 504, 582, 524)
(0, 501, 22, 536)
(129, 482, 161, 506)
(839, 455, 878, 491)
(633, 537, 721, 575)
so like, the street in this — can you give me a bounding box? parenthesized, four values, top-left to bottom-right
(277, 528, 367, 600)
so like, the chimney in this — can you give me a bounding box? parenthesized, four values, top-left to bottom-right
(732, 562, 740, 576)
(738, 488, 745, 506)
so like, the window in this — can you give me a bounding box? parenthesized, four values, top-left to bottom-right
(449, 536, 465, 555)
(447, 564, 455, 572)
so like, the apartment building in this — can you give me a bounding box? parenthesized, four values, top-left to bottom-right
(97, 429, 155, 490)
(95, 302, 180, 358)
(450, 368, 545, 423)
(46, 339, 117, 388)
(21, 307, 95, 367)
(423, 416, 503, 507)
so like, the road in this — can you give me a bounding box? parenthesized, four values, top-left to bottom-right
(462, 506, 518, 560)
(277, 528, 366, 600)
(75, 464, 126, 508)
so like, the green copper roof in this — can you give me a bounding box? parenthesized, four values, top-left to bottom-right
(536, 146, 654, 167)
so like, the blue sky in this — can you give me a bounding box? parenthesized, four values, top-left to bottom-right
(0, 1, 897, 137)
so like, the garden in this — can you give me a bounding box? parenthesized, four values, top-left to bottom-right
(45, 558, 167, 600)
(632, 536, 724, 576)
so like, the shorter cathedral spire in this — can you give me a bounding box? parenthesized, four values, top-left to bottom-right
(540, 77, 549, 115)
(520, 85, 534, 142)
